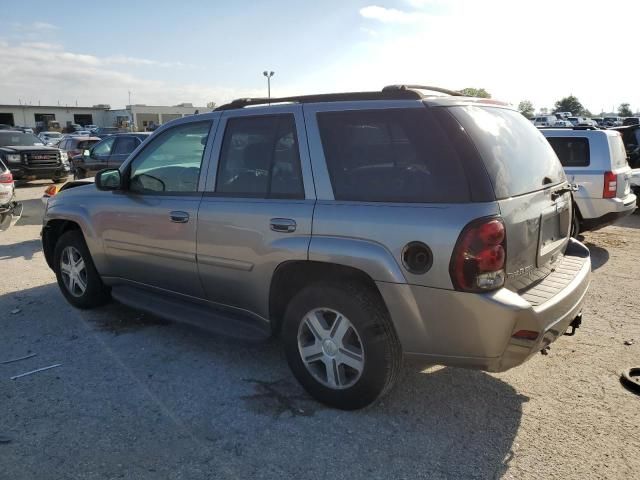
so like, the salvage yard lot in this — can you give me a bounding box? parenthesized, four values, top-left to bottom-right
(1, 182, 639, 480)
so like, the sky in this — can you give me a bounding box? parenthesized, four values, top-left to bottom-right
(1, 0, 639, 113)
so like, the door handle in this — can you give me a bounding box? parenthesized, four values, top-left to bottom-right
(170, 211, 190, 223)
(270, 218, 296, 233)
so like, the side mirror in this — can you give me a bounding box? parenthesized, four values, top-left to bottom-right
(95, 168, 122, 191)
(83, 149, 90, 157)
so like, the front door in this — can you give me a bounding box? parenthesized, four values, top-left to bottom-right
(197, 107, 315, 319)
(100, 119, 214, 297)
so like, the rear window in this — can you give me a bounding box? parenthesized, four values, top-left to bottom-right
(317, 108, 470, 203)
(609, 135, 629, 169)
(449, 106, 566, 198)
(546, 137, 590, 167)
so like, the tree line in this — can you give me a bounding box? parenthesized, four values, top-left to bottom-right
(459, 87, 634, 118)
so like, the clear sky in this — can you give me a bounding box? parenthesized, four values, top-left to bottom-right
(1, 0, 638, 113)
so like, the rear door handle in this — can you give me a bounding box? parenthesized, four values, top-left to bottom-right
(170, 211, 190, 223)
(270, 218, 296, 233)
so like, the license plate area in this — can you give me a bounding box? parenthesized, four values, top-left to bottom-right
(537, 199, 570, 267)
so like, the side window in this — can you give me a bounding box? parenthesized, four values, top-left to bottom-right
(129, 121, 210, 194)
(546, 137, 590, 167)
(92, 137, 115, 156)
(113, 136, 140, 156)
(215, 114, 304, 198)
(317, 109, 470, 203)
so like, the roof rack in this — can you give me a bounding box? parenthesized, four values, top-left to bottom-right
(382, 84, 464, 96)
(214, 84, 461, 111)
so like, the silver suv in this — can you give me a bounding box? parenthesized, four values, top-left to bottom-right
(42, 86, 591, 410)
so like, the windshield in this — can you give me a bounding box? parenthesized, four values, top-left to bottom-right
(0, 131, 45, 147)
(448, 106, 566, 199)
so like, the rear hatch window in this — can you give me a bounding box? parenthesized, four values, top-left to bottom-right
(609, 134, 629, 169)
(448, 106, 566, 198)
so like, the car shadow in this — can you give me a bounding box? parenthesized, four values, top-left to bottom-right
(583, 242, 609, 271)
(13, 198, 45, 227)
(0, 238, 42, 260)
(2, 283, 525, 479)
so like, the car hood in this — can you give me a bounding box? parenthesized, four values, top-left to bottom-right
(0, 145, 60, 153)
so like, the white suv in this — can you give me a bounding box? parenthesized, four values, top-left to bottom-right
(542, 128, 636, 234)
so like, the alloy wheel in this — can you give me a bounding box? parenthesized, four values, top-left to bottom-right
(60, 246, 87, 297)
(297, 308, 365, 389)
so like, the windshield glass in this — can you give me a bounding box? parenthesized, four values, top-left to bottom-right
(0, 132, 45, 146)
(448, 106, 566, 198)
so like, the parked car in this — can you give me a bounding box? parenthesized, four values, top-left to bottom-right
(0, 130, 70, 184)
(58, 136, 101, 162)
(39, 131, 64, 145)
(533, 115, 558, 127)
(42, 85, 591, 410)
(0, 158, 22, 231)
(85, 124, 98, 131)
(611, 124, 640, 168)
(623, 117, 640, 126)
(554, 120, 574, 127)
(542, 128, 636, 234)
(71, 132, 150, 179)
(92, 127, 123, 137)
(592, 117, 604, 126)
(603, 116, 623, 127)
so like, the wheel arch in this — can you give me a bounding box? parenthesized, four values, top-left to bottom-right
(268, 260, 391, 335)
(42, 219, 83, 269)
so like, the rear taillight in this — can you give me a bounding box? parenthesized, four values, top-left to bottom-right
(603, 171, 617, 198)
(450, 217, 506, 292)
(0, 172, 13, 184)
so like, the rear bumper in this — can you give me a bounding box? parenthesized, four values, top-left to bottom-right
(580, 195, 636, 231)
(378, 238, 591, 372)
(10, 164, 70, 180)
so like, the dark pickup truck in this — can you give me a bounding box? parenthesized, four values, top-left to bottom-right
(0, 130, 70, 184)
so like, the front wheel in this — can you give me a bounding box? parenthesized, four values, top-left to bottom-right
(53, 230, 110, 309)
(282, 282, 402, 410)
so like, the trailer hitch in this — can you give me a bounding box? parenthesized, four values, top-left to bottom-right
(564, 314, 582, 336)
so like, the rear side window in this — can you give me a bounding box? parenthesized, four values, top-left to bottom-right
(449, 106, 566, 198)
(317, 108, 470, 203)
(546, 137, 590, 167)
(113, 137, 140, 155)
(216, 115, 304, 199)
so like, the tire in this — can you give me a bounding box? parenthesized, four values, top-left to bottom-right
(571, 206, 581, 238)
(282, 281, 402, 410)
(74, 168, 87, 180)
(53, 230, 110, 309)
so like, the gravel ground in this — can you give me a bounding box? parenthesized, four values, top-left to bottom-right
(1, 182, 639, 480)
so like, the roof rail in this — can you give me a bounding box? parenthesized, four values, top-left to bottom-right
(382, 84, 464, 97)
(214, 89, 423, 111)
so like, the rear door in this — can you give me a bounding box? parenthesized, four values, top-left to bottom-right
(197, 106, 315, 319)
(449, 106, 570, 291)
(86, 137, 115, 175)
(109, 136, 141, 169)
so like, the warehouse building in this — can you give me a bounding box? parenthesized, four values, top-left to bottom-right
(0, 103, 206, 131)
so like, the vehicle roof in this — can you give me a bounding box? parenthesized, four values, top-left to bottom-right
(539, 128, 621, 137)
(213, 85, 514, 112)
(68, 136, 101, 141)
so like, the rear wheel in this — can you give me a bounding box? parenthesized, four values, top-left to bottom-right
(571, 205, 581, 238)
(282, 281, 402, 410)
(53, 230, 110, 309)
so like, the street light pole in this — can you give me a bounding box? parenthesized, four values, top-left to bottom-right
(263, 71, 274, 103)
